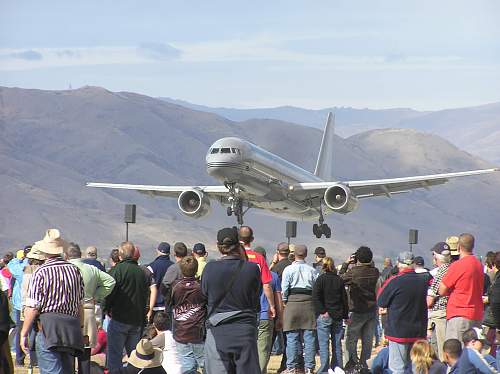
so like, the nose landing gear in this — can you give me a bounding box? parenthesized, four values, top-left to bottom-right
(225, 182, 246, 225)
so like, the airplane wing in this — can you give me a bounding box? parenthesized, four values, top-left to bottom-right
(86, 182, 229, 198)
(290, 168, 500, 198)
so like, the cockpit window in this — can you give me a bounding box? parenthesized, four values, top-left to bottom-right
(220, 148, 231, 154)
(210, 148, 219, 154)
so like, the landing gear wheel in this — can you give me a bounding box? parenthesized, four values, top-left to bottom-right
(312, 223, 332, 238)
(323, 224, 332, 238)
(313, 224, 322, 238)
(227, 207, 233, 216)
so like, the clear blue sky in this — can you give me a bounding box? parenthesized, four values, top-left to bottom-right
(1, 0, 499, 110)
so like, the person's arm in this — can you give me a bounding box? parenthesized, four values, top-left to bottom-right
(269, 253, 279, 271)
(148, 284, 157, 322)
(94, 269, 116, 303)
(274, 290, 283, 330)
(20, 306, 39, 353)
(377, 279, 394, 309)
(281, 268, 291, 303)
(263, 284, 276, 319)
(438, 282, 450, 297)
(341, 279, 349, 319)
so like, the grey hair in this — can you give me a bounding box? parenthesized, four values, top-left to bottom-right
(66, 244, 82, 259)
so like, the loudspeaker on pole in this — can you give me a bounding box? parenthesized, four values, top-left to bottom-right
(124, 204, 136, 223)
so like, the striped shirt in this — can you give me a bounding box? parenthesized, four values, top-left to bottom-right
(26, 257, 84, 317)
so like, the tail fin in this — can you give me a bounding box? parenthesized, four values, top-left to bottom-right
(314, 112, 335, 181)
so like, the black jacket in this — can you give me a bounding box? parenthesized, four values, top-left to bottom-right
(489, 272, 500, 329)
(377, 269, 428, 342)
(340, 262, 379, 313)
(312, 271, 348, 320)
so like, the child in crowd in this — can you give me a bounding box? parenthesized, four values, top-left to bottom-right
(170, 256, 207, 374)
(150, 312, 182, 374)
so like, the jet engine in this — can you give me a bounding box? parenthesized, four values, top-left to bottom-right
(324, 184, 358, 214)
(178, 189, 211, 218)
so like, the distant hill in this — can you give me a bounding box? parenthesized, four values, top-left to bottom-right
(1, 86, 499, 264)
(160, 98, 500, 165)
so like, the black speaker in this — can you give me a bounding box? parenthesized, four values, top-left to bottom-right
(124, 204, 136, 223)
(409, 229, 418, 245)
(286, 221, 297, 238)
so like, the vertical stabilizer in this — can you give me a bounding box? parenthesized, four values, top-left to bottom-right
(314, 112, 335, 180)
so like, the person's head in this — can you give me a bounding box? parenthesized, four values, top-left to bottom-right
(157, 242, 170, 257)
(410, 340, 435, 373)
(86, 246, 97, 259)
(414, 256, 425, 269)
(383, 257, 392, 268)
(276, 242, 290, 259)
(485, 251, 496, 270)
(179, 256, 198, 278)
(397, 251, 415, 269)
(294, 245, 307, 260)
(119, 241, 135, 261)
(322, 257, 336, 273)
(217, 227, 241, 256)
(458, 233, 475, 256)
(443, 339, 462, 366)
(109, 248, 120, 266)
(192, 243, 207, 259)
(431, 242, 451, 266)
(356, 246, 373, 264)
(314, 247, 326, 261)
(153, 311, 170, 333)
(65, 243, 82, 260)
(173, 242, 188, 261)
(463, 327, 487, 352)
(2, 252, 14, 265)
(493, 252, 500, 271)
(238, 226, 254, 246)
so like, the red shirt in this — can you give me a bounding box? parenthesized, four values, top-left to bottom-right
(442, 255, 484, 321)
(244, 247, 272, 284)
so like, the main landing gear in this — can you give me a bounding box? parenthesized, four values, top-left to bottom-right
(313, 200, 332, 238)
(225, 182, 246, 225)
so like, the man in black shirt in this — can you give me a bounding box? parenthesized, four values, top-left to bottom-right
(313, 247, 326, 270)
(202, 227, 261, 374)
(270, 243, 292, 280)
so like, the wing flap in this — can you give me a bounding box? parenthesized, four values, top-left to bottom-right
(86, 182, 228, 198)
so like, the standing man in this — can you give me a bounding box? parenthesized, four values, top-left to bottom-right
(281, 245, 318, 374)
(82, 246, 106, 272)
(202, 227, 261, 374)
(427, 242, 452, 361)
(104, 241, 150, 371)
(379, 258, 393, 284)
(147, 242, 174, 317)
(439, 233, 484, 342)
(192, 243, 208, 278)
(312, 247, 326, 271)
(239, 226, 276, 320)
(20, 229, 85, 374)
(339, 246, 380, 367)
(377, 252, 428, 374)
(161, 242, 188, 302)
(270, 243, 292, 279)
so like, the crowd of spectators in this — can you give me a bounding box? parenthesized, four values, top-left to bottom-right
(1, 228, 499, 374)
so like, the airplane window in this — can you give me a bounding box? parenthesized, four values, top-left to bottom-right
(211, 148, 219, 154)
(221, 148, 231, 153)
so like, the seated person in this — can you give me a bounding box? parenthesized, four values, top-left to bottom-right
(442, 339, 462, 374)
(371, 341, 391, 374)
(459, 328, 498, 374)
(150, 312, 182, 374)
(404, 339, 446, 374)
(90, 320, 107, 357)
(109, 339, 166, 374)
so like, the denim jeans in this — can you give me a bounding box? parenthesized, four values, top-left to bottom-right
(36, 330, 74, 374)
(286, 329, 316, 370)
(345, 311, 376, 365)
(176, 341, 205, 374)
(12, 308, 25, 364)
(388, 341, 411, 374)
(106, 319, 142, 371)
(317, 315, 344, 372)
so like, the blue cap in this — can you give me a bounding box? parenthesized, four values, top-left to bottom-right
(157, 242, 170, 254)
(193, 243, 206, 255)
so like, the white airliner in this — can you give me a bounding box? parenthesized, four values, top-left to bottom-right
(87, 113, 499, 238)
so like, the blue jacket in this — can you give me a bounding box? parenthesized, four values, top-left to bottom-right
(147, 255, 174, 309)
(372, 347, 391, 374)
(7, 258, 27, 310)
(458, 347, 498, 373)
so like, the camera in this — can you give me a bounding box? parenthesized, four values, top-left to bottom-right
(349, 252, 357, 264)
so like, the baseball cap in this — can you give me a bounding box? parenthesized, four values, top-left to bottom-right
(463, 327, 488, 345)
(192, 243, 206, 255)
(431, 242, 451, 255)
(314, 247, 326, 257)
(157, 242, 171, 254)
(294, 245, 307, 258)
(446, 236, 459, 256)
(217, 227, 239, 245)
(16, 249, 25, 259)
(414, 256, 425, 266)
(398, 251, 415, 265)
(277, 242, 290, 254)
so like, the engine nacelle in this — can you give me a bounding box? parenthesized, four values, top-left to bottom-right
(324, 184, 359, 214)
(178, 189, 211, 218)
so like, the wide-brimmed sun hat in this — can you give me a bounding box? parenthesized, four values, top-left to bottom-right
(127, 339, 163, 369)
(33, 229, 69, 255)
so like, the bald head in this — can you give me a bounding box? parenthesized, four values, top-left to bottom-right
(119, 241, 136, 260)
(294, 245, 307, 259)
(238, 226, 254, 245)
(459, 233, 475, 253)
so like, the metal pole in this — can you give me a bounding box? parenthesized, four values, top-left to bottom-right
(126, 222, 129, 241)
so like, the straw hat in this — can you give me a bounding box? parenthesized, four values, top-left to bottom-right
(128, 339, 163, 369)
(34, 229, 69, 255)
(26, 246, 46, 261)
